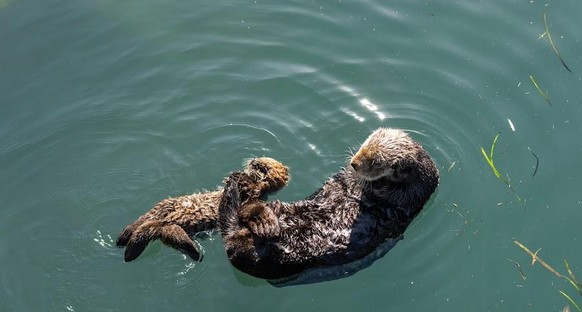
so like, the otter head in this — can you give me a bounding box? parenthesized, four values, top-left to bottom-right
(243, 157, 290, 193)
(350, 128, 417, 183)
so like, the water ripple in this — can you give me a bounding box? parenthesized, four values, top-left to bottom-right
(3, 0, 582, 311)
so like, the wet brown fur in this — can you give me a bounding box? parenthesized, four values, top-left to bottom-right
(218, 128, 439, 280)
(116, 157, 289, 262)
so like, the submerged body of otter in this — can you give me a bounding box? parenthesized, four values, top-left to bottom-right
(116, 157, 289, 262)
(218, 128, 439, 280)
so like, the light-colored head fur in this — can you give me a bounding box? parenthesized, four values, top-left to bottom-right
(350, 128, 419, 183)
(243, 157, 290, 191)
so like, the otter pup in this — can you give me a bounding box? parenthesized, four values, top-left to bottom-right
(218, 128, 439, 280)
(116, 157, 289, 262)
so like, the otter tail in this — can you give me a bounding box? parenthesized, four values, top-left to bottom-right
(121, 221, 201, 262)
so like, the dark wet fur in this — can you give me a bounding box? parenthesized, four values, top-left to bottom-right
(218, 128, 439, 280)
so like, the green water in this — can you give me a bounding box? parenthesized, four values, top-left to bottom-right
(2, 0, 582, 311)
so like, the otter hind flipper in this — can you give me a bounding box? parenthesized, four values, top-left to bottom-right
(159, 224, 202, 261)
(116, 222, 140, 247)
(124, 237, 149, 262)
(122, 220, 163, 262)
(123, 221, 203, 262)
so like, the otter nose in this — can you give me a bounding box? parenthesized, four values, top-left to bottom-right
(351, 162, 359, 170)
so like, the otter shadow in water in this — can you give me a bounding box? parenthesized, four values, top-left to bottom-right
(218, 128, 440, 284)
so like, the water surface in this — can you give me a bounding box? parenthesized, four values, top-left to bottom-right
(1, 1, 582, 311)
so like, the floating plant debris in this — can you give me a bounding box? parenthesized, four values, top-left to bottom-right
(530, 75, 553, 106)
(560, 291, 581, 312)
(528, 147, 539, 177)
(514, 241, 561, 277)
(480, 132, 521, 201)
(514, 240, 582, 311)
(564, 258, 582, 294)
(481, 132, 508, 185)
(507, 258, 527, 281)
(507, 118, 516, 132)
(539, 13, 573, 73)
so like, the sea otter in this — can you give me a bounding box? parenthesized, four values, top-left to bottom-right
(218, 128, 439, 280)
(116, 157, 289, 262)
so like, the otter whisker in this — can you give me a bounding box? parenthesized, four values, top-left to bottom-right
(242, 157, 254, 168)
(344, 147, 356, 163)
(356, 178, 372, 192)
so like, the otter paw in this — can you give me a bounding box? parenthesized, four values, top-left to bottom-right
(239, 202, 280, 237)
(248, 213, 280, 237)
(232, 172, 265, 201)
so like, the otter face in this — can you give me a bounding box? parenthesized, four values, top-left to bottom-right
(244, 157, 290, 192)
(350, 128, 415, 183)
(350, 154, 397, 182)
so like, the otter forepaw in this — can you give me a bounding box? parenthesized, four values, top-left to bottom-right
(248, 213, 280, 237)
(239, 202, 280, 237)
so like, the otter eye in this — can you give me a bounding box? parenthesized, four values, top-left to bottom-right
(372, 162, 383, 168)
